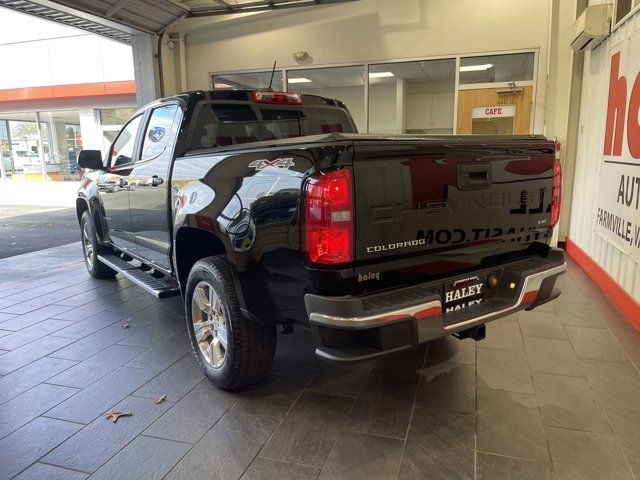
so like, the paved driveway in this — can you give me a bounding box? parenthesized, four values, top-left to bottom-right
(0, 256, 638, 479)
(0, 206, 78, 258)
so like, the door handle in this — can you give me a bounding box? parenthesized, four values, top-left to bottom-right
(147, 175, 164, 187)
(458, 163, 492, 190)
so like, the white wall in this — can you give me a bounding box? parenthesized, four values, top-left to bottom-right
(369, 83, 397, 133)
(177, 0, 551, 133)
(546, 0, 577, 141)
(570, 5, 640, 302)
(0, 7, 134, 90)
(405, 80, 455, 133)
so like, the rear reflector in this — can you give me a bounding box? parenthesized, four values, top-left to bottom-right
(550, 142, 562, 227)
(252, 91, 302, 105)
(304, 169, 354, 265)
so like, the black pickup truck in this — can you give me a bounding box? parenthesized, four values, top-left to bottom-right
(76, 89, 566, 389)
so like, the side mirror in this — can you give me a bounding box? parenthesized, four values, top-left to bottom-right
(78, 150, 104, 170)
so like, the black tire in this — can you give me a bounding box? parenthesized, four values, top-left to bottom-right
(80, 210, 117, 279)
(185, 256, 276, 390)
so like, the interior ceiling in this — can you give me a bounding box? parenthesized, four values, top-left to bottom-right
(0, 0, 358, 44)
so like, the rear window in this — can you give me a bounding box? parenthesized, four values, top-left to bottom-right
(190, 101, 355, 150)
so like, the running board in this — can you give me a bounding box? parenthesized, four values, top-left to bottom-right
(97, 253, 180, 299)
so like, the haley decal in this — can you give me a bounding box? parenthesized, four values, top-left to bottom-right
(357, 271, 380, 282)
(445, 283, 483, 303)
(445, 275, 484, 313)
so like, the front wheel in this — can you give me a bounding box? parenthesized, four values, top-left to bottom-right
(80, 210, 116, 279)
(185, 256, 276, 390)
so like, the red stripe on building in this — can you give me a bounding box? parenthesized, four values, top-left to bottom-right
(566, 237, 640, 332)
(0, 81, 136, 103)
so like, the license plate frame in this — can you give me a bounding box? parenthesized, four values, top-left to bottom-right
(443, 274, 486, 315)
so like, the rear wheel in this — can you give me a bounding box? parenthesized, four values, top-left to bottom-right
(80, 210, 116, 279)
(185, 256, 276, 390)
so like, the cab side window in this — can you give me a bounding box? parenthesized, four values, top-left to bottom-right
(140, 105, 179, 162)
(110, 115, 142, 167)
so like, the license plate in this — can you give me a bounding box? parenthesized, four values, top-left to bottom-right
(444, 275, 485, 314)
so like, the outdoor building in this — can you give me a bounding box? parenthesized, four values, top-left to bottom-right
(0, 8, 136, 182)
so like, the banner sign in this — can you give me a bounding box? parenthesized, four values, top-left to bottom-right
(596, 32, 640, 262)
(472, 105, 515, 119)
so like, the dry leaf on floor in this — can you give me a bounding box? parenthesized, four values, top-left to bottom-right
(155, 395, 167, 405)
(105, 411, 133, 423)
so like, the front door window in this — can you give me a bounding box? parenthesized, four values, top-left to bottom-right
(110, 115, 142, 168)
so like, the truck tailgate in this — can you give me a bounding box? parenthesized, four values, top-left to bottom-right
(352, 137, 556, 277)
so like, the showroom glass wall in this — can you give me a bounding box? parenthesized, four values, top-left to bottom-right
(211, 50, 536, 135)
(0, 106, 135, 182)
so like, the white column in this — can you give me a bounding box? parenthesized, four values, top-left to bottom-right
(0, 121, 6, 182)
(132, 33, 159, 107)
(396, 78, 405, 134)
(79, 109, 104, 153)
(34, 112, 47, 183)
(178, 32, 187, 92)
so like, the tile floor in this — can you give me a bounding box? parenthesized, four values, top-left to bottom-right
(0, 256, 638, 480)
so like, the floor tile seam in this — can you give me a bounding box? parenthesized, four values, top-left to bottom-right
(0, 319, 84, 351)
(390, 342, 430, 480)
(46, 314, 168, 362)
(593, 308, 640, 376)
(597, 399, 640, 480)
(0, 416, 88, 479)
(159, 396, 242, 480)
(110, 351, 189, 397)
(0, 384, 82, 441)
(251, 365, 327, 476)
(513, 315, 553, 464)
(0, 355, 77, 406)
(32, 459, 94, 476)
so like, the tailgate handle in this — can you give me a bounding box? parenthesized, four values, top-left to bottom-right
(458, 163, 492, 190)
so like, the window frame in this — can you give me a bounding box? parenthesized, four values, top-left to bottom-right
(186, 100, 356, 151)
(107, 113, 145, 169)
(612, 0, 640, 32)
(138, 103, 181, 165)
(209, 48, 539, 135)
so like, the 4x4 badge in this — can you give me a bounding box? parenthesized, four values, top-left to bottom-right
(249, 157, 295, 171)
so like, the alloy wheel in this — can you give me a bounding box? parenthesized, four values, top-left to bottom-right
(82, 222, 94, 269)
(191, 280, 228, 368)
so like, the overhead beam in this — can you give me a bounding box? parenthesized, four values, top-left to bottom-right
(188, 0, 357, 17)
(0, 0, 144, 42)
(105, 0, 135, 18)
(159, 0, 191, 13)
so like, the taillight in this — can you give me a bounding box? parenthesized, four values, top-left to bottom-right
(304, 168, 354, 265)
(252, 91, 302, 105)
(550, 142, 562, 227)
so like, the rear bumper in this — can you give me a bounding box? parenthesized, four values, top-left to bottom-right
(305, 250, 566, 362)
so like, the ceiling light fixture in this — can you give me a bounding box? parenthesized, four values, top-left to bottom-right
(288, 77, 312, 83)
(369, 71, 395, 78)
(460, 63, 494, 72)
